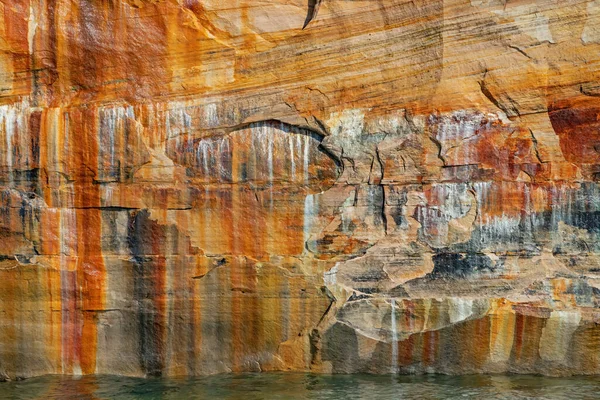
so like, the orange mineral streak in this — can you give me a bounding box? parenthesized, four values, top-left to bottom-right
(488, 299, 516, 365)
(0, 1, 31, 99)
(68, 109, 106, 375)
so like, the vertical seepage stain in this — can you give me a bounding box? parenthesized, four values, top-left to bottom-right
(77, 210, 105, 374)
(1, 0, 31, 97)
(72, 108, 106, 375)
(489, 300, 516, 365)
(390, 298, 399, 374)
(127, 210, 167, 376)
(511, 311, 548, 369)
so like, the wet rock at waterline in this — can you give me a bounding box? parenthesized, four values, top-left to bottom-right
(1, 0, 600, 380)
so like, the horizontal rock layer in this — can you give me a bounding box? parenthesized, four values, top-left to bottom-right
(0, 0, 600, 378)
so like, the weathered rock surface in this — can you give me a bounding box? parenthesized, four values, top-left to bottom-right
(0, 0, 600, 379)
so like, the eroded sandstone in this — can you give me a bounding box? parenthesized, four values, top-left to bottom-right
(0, 0, 600, 379)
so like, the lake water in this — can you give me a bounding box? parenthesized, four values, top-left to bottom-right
(1, 373, 600, 399)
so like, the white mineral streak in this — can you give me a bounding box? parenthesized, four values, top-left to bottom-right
(582, 1, 600, 44)
(295, 134, 303, 182)
(202, 185, 210, 250)
(516, 13, 555, 44)
(103, 107, 119, 170)
(548, 185, 573, 239)
(28, 6, 38, 55)
(434, 183, 471, 219)
(288, 133, 296, 181)
(303, 133, 310, 184)
(103, 185, 114, 207)
(436, 111, 483, 142)
(216, 136, 228, 181)
(326, 110, 365, 175)
(186, 123, 324, 185)
(59, 207, 76, 261)
(539, 311, 582, 362)
(0, 105, 14, 178)
(473, 181, 493, 216)
(324, 263, 338, 286)
(421, 299, 432, 331)
(267, 128, 274, 207)
(165, 101, 192, 138)
(199, 140, 211, 178)
(489, 309, 515, 363)
(268, 128, 273, 182)
(303, 193, 315, 245)
(448, 298, 474, 324)
(0, 101, 29, 185)
(434, 111, 483, 165)
(390, 298, 399, 374)
(45, 108, 61, 178)
(484, 213, 521, 243)
(328, 109, 365, 138)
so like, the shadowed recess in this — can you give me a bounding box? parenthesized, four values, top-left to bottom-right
(166, 120, 341, 191)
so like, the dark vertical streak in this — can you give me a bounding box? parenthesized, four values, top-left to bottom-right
(303, 0, 322, 29)
(128, 210, 165, 377)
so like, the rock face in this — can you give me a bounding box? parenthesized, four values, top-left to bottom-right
(1, 0, 600, 379)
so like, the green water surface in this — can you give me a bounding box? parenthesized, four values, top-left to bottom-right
(1, 373, 599, 399)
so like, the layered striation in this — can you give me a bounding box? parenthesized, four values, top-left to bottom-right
(0, 0, 600, 379)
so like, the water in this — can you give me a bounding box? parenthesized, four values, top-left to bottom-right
(2, 373, 600, 400)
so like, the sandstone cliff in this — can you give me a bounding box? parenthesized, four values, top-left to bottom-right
(1, 0, 600, 379)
